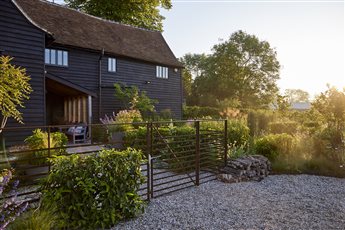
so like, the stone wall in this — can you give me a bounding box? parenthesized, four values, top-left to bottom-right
(218, 155, 271, 183)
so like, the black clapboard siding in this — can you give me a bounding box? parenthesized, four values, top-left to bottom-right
(46, 46, 182, 121)
(0, 0, 45, 142)
(101, 56, 182, 119)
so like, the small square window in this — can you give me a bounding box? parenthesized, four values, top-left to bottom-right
(156, 66, 168, 79)
(108, 58, 116, 72)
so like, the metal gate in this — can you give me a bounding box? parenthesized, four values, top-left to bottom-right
(142, 120, 227, 200)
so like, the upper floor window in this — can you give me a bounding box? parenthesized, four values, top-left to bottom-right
(108, 58, 116, 72)
(45, 49, 68, 67)
(156, 66, 168, 79)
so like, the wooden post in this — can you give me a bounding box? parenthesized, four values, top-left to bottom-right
(224, 120, 228, 167)
(195, 120, 200, 186)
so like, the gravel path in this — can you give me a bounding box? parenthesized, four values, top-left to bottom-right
(114, 175, 345, 230)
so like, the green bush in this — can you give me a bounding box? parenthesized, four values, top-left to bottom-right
(24, 129, 67, 165)
(100, 110, 143, 133)
(159, 109, 173, 121)
(200, 120, 249, 147)
(125, 125, 198, 172)
(254, 133, 295, 160)
(183, 106, 220, 119)
(268, 121, 299, 135)
(228, 120, 250, 146)
(41, 148, 145, 229)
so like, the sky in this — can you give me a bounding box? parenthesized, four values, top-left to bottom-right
(54, 0, 344, 98)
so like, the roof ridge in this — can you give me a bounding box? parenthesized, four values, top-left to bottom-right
(39, 0, 160, 33)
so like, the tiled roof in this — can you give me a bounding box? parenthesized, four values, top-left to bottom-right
(13, 0, 183, 67)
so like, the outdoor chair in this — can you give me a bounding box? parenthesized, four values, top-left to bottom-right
(66, 124, 88, 144)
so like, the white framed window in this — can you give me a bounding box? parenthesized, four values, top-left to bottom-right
(156, 66, 168, 79)
(45, 48, 68, 67)
(108, 58, 116, 72)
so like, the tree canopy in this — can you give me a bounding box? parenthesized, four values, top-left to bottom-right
(64, 0, 172, 31)
(182, 30, 280, 108)
(284, 89, 310, 103)
(312, 86, 345, 130)
(0, 56, 32, 133)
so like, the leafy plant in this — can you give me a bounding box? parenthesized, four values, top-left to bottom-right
(100, 110, 143, 134)
(159, 109, 173, 121)
(24, 129, 68, 165)
(114, 83, 157, 117)
(228, 142, 253, 159)
(254, 133, 295, 160)
(41, 148, 145, 229)
(0, 56, 32, 134)
(0, 169, 28, 229)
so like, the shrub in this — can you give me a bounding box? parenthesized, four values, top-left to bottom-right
(183, 106, 220, 119)
(227, 120, 250, 147)
(254, 133, 295, 160)
(268, 121, 299, 135)
(159, 109, 173, 121)
(124, 125, 198, 172)
(100, 110, 143, 137)
(24, 129, 67, 165)
(200, 119, 249, 147)
(41, 148, 145, 229)
(123, 126, 147, 150)
(228, 142, 253, 159)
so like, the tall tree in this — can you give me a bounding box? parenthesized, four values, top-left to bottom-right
(0, 56, 32, 134)
(179, 54, 208, 105)
(284, 89, 310, 103)
(64, 0, 172, 31)
(312, 86, 345, 130)
(312, 86, 345, 148)
(193, 30, 280, 108)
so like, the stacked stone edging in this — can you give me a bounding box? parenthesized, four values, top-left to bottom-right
(218, 155, 271, 183)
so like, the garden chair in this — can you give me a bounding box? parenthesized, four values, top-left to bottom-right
(66, 124, 88, 144)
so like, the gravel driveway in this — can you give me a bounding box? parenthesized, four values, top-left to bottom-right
(114, 175, 345, 230)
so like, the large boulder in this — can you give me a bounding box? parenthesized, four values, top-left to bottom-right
(218, 155, 271, 183)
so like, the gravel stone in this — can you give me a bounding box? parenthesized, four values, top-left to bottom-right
(114, 175, 345, 230)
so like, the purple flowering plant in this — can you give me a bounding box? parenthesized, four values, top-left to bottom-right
(0, 169, 28, 230)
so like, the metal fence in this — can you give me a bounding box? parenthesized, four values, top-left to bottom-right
(0, 119, 227, 202)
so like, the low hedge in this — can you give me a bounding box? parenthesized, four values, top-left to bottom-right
(254, 133, 295, 160)
(183, 106, 220, 119)
(41, 148, 145, 229)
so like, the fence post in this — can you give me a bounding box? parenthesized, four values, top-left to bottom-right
(47, 126, 51, 173)
(195, 120, 200, 186)
(150, 123, 154, 199)
(224, 120, 228, 167)
(146, 122, 151, 201)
